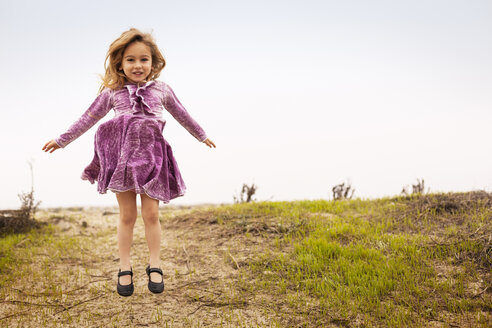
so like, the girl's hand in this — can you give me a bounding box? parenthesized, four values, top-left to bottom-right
(42, 140, 61, 153)
(203, 138, 216, 148)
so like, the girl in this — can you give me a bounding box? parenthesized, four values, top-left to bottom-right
(42, 28, 216, 297)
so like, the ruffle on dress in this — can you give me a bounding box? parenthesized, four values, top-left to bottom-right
(126, 82, 157, 116)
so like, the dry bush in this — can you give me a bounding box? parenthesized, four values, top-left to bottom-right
(233, 183, 258, 203)
(0, 160, 43, 235)
(18, 160, 41, 219)
(17, 190, 41, 220)
(401, 178, 426, 195)
(332, 181, 355, 200)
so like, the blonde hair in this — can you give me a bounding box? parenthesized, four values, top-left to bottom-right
(99, 28, 166, 93)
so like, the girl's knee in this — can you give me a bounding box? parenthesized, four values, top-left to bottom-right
(116, 190, 138, 225)
(142, 211, 159, 225)
(120, 214, 137, 226)
(141, 193, 159, 225)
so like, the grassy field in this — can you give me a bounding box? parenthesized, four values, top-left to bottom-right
(0, 192, 490, 327)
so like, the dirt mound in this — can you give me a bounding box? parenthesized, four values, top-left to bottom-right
(408, 191, 492, 214)
(0, 210, 45, 235)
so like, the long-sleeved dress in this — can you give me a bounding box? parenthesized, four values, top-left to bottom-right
(55, 80, 207, 203)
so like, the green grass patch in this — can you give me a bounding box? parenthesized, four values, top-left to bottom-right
(0, 224, 86, 289)
(215, 192, 491, 327)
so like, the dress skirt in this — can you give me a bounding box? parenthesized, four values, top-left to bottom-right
(81, 115, 186, 203)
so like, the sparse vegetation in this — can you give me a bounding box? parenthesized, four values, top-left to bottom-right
(186, 192, 491, 326)
(0, 160, 43, 235)
(0, 192, 490, 327)
(332, 180, 355, 200)
(401, 178, 426, 195)
(233, 183, 258, 203)
(18, 160, 42, 220)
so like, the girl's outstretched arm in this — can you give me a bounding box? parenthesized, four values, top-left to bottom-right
(48, 88, 113, 149)
(161, 82, 208, 142)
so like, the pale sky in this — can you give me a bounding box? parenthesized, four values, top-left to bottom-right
(1, 0, 491, 209)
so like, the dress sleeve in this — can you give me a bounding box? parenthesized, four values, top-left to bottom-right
(162, 83, 207, 142)
(55, 88, 113, 148)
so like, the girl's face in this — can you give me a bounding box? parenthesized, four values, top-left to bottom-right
(120, 41, 152, 84)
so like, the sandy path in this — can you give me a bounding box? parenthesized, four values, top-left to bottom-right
(0, 206, 278, 327)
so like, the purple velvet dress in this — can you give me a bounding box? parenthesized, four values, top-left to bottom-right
(55, 80, 207, 203)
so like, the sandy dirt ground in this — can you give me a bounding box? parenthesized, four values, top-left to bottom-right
(0, 205, 288, 327)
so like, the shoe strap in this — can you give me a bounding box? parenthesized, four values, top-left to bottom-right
(118, 270, 133, 277)
(148, 267, 163, 275)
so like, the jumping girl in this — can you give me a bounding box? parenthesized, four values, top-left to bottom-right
(42, 28, 216, 296)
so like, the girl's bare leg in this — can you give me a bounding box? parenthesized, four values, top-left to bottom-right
(116, 191, 137, 285)
(140, 193, 162, 283)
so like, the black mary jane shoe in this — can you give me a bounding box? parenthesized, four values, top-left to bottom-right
(146, 265, 164, 294)
(117, 268, 134, 297)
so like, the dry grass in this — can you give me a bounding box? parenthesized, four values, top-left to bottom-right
(0, 206, 282, 327)
(0, 193, 490, 327)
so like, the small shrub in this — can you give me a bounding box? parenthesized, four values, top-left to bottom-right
(412, 178, 425, 194)
(0, 160, 43, 235)
(17, 160, 41, 220)
(233, 183, 258, 203)
(17, 190, 41, 220)
(332, 181, 355, 200)
(401, 178, 426, 196)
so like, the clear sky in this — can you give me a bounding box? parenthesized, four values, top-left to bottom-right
(1, 0, 491, 209)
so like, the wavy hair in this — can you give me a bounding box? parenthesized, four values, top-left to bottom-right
(99, 28, 166, 93)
